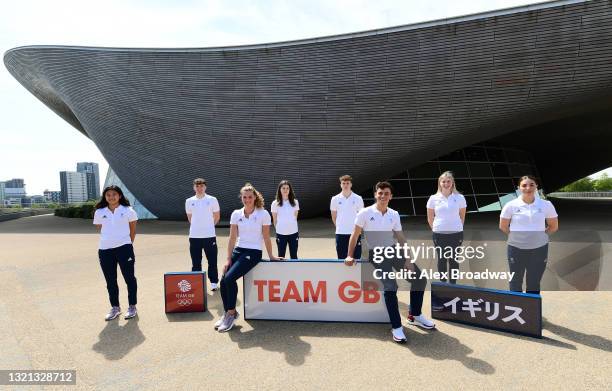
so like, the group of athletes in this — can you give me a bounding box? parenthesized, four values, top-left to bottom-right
(92, 172, 558, 343)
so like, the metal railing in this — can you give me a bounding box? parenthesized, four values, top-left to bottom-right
(548, 191, 612, 198)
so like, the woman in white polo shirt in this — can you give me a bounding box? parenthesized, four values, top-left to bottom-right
(426, 171, 466, 284)
(271, 180, 300, 259)
(499, 175, 559, 294)
(215, 183, 282, 332)
(93, 185, 139, 321)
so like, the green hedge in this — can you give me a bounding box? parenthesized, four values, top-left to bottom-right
(54, 203, 95, 219)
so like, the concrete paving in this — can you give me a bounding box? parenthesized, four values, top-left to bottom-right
(0, 214, 610, 390)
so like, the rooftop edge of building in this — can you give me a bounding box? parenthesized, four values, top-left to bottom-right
(3, 0, 585, 56)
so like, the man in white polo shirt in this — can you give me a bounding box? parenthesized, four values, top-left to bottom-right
(186, 178, 220, 291)
(345, 181, 434, 343)
(330, 175, 364, 259)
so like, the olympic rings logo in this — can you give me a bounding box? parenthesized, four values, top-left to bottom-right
(177, 299, 193, 306)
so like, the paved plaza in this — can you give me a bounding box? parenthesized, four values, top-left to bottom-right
(0, 210, 610, 390)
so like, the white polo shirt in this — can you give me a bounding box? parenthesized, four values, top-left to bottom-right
(93, 205, 138, 250)
(271, 199, 299, 235)
(355, 204, 402, 248)
(185, 194, 220, 238)
(500, 197, 558, 249)
(230, 207, 272, 251)
(330, 192, 364, 235)
(426, 192, 467, 233)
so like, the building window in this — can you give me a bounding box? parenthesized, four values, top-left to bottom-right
(367, 144, 541, 215)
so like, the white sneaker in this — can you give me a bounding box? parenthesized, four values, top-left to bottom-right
(211, 283, 219, 291)
(105, 306, 121, 321)
(214, 312, 228, 330)
(217, 311, 239, 332)
(408, 314, 436, 329)
(392, 327, 407, 343)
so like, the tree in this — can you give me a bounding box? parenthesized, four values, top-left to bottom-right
(594, 173, 612, 191)
(559, 177, 594, 192)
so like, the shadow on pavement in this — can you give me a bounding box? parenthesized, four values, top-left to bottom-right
(403, 327, 495, 375)
(543, 317, 612, 352)
(92, 317, 146, 360)
(227, 324, 313, 366)
(166, 311, 213, 322)
(441, 319, 577, 350)
(226, 320, 494, 374)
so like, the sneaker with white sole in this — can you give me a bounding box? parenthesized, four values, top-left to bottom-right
(105, 306, 121, 321)
(125, 305, 137, 319)
(217, 311, 239, 332)
(211, 283, 219, 291)
(214, 312, 228, 330)
(407, 313, 436, 329)
(392, 327, 407, 343)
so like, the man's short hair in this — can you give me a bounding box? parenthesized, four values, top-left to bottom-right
(375, 181, 393, 194)
(339, 175, 352, 183)
(193, 178, 207, 185)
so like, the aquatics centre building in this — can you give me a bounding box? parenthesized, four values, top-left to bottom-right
(4, 0, 612, 219)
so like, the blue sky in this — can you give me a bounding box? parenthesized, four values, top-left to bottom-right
(1, 0, 609, 194)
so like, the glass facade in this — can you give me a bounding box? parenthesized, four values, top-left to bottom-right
(104, 168, 157, 220)
(360, 143, 542, 216)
